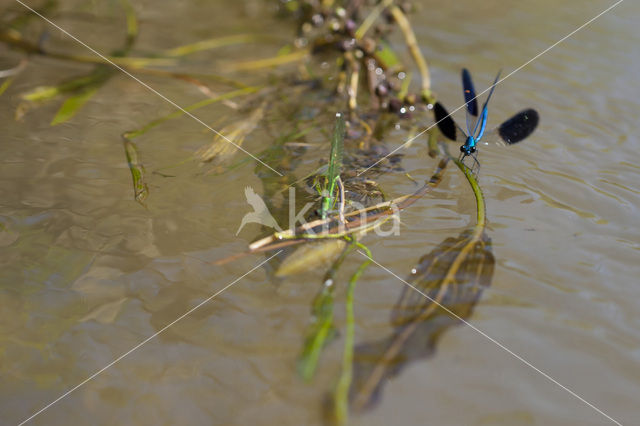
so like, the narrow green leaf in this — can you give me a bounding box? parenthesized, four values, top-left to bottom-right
(321, 113, 345, 218)
(124, 86, 259, 140)
(50, 85, 100, 125)
(0, 77, 14, 97)
(333, 242, 371, 426)
(296, 240, 351, 381)
(396, 71, 412, 100)
(297, 283, 336, 381)
(119, 0, 138, 51)
(221, 48, 310, 72)
(22, 66, 111, 102)
(327, 113, 345, 191)
(162, 34, 261, 57)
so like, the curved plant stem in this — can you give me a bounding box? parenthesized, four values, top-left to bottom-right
(452, 157, 486, 236)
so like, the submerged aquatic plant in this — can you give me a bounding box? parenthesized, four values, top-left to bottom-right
(1, 1, 520, 424)
(351, 158, 495, 411)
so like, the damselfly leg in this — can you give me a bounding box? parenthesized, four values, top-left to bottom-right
(459, 151, 481, 175)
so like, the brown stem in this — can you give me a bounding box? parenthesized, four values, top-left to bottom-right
(388, 5, 433, 103)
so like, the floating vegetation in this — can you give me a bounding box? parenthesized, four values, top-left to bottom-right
(196, 101, 267, 170)
(275, 239, 347, 278)
(1, 0, 539, 424)
(48, 69, 110, 125)
(15, 0, 139, 125)
(123, 87, 260, 141)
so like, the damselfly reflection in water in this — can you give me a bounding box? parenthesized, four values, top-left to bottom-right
(434, 68, 540, 173)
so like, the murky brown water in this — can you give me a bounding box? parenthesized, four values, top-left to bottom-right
(1, 0, 639, 425)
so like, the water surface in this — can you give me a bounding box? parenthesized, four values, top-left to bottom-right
(1, 0, 639, 425)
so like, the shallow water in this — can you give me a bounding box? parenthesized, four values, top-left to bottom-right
(1, 0, 639, 425)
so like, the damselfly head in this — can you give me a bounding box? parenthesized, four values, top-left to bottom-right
(460, 145, 475, 155)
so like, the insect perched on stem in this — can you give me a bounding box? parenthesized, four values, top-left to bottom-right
(434, 68, 539, 173)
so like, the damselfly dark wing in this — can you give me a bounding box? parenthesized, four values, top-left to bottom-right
(480, 108, 540, 146)
(498, 108, 539, 144)
(462, 68, 478, 134)
(434, 102, 466, 143)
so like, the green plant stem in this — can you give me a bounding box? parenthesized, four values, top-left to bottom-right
(221, 48, 310, 72)
(298, 240, 353, 381)
(397, 71, 412, 100)
(355, 0, 394, 40)
(452, 158, 486, 234)
(322, 113, 345, 219)
(334, 240, 372, 425)
(162, 34, 263, 57)
(123, 86, 260, 139)
(119, 0, 138, 52)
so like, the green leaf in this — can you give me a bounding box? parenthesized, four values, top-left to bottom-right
(296, 239, 351, 382)
(50, 85, 100, 125)
(374, 40, 402, 71)
(333, 242, 371, 426)
(327, 113, 345, 192)
(321, 113, 345, 218)
(0, 77, 14, 97)
(297, 282, 337, 381)
(124, 86, 259, 140)
(119, 0, 138, 51)
(162, 34, 261, 57)
(22, 67, 111, 102)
